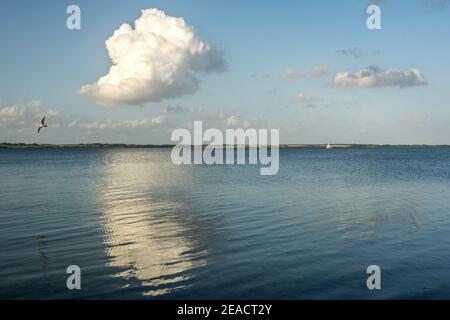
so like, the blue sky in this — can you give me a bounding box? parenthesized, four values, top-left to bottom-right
(1, 0, 450, 144)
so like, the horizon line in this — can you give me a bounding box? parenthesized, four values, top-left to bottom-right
(1, 142, 450, 149)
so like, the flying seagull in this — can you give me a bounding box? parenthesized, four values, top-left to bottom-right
(37, 116, 48, 133)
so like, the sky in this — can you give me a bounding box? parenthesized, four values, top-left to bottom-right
(1, 0, 450, 144)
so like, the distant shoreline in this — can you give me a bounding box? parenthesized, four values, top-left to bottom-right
(1, 143, 449, 149)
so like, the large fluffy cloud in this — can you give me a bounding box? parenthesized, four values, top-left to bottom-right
(332, 65, 427, 88)
(79, 8, 227, 106)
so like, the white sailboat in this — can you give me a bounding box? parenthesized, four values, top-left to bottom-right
(326, 144, 332, 149)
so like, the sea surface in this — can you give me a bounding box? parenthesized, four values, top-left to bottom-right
(1, 147, 450, 299)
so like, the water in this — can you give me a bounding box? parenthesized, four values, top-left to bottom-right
(1, 147, 450, 299)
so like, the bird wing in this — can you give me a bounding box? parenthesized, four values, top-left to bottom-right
(37, 126, 41, 133)
(41, 117, 46, 125)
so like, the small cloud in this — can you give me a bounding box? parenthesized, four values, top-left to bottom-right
(324, 98, 360, 109)
(368, 0, 385, 6)
(68, 120, 78, 128)
(311, 64, 329, 77)
(424, 0, 450, 7)
(331, 65, 428, 88)
(279, 68, 303, 81)
(292, 93, 322, 108)
(251, 73, 270, 79)
(336, 47, 365, 58)
(266, 88, 277, 95)
(403, 115, 433, 126)
(67, 106, 253, 131)
(292, 93, 308, 104)
(368, 0, 449, 8)
(226, 115, 244, 126)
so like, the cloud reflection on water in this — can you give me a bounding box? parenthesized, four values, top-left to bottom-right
(97, 150, 207, 296)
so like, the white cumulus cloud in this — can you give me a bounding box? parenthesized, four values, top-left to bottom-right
(332, 65, 427, 88)
(0, 101, 59, 129)
(279, 68, 303, 81)
(67, 106, 252, 132)
(292, 93, 323, 108)
(311, 64, 329, 77)
(79, 8, 227, 106)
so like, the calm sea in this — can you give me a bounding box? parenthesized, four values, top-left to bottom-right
(1, 147, 450, 299)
